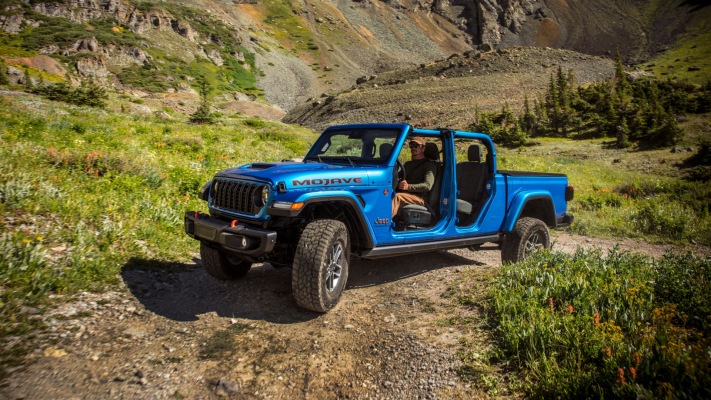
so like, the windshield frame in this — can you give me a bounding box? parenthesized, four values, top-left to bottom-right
(304, 125, 408, 166)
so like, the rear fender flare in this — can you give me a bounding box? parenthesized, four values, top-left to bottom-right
(502, 192, 555, 232)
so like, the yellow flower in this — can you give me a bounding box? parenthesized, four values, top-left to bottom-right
(37, 236, 43, 242)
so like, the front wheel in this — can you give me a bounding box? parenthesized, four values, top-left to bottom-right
(501, 217, 550, 264)
(200, 242, 252, 280)
(292, 219, 350, 312)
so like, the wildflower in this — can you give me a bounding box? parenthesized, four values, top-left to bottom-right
(633, 352, 641, 365)
(549, 297, 554, 312)
(567, 305, 574, 313)
(629, 367, 637, 380)
(36, 236, 43, 242)
(594, 312, 600, 325)
(616, 367, 626, 386)
(604, 346, 611, 358)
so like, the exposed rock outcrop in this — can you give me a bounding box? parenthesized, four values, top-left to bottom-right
(75, 56, 111, 80)
(5, 56, 67, 77)
(30, 0, 201, 41)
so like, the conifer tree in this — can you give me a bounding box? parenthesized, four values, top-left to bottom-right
(0, 59, 9, 85)
(190, 75, 216, 124)
(23, 68, 33, 92)
(616, 117, 630, 149)
(522, 95, 537, 136)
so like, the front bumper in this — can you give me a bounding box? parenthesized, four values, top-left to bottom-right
(184, 211, 277, 257)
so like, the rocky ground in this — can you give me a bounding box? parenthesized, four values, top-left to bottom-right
(283, 47, 616, 131)
(2, 232, 706, 400)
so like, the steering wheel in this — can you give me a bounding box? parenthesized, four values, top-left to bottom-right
(395, 159, 406, 191)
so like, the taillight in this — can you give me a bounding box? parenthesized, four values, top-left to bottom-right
(565, 186, 575, 202)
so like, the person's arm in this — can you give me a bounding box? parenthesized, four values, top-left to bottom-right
(407, 162, 436, 193)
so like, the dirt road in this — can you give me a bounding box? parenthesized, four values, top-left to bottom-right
(1, 233, 704, 399)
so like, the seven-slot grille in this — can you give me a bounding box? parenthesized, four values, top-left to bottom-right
(212, 178, 261, 215)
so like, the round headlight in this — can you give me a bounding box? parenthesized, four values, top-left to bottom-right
(253, 185, 269, 208)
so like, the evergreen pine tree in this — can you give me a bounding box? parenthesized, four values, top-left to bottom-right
(612, 49, 632, 102)
(616, 117, 630, 149)
(23, 68, 33, 92)
(522, 95, 537, 136)
(189, 75, 216, 124)
(0, 59, 9, 85)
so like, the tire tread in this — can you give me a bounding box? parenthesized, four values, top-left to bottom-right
(292, 219, 348, 312)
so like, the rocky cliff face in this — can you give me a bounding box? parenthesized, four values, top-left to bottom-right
(429, 0, 709, 62)
(29, 0, 201, 40)
(420, 0, 540, 47)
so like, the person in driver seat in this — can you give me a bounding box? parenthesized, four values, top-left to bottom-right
(392, 136, 437, 217)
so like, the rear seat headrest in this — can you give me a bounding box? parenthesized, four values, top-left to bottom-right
(468, 145, 482, 162)
(424, 142, 440, 161)
(379, 143, 393, 158)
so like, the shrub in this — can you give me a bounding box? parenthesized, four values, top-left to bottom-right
(577, 192, 623, 210)
(0, 59, 9, 85)
(633, 200, 697, 240)
(490, 249, 711, 399)
(33, 80, 107, 108)
(654, 252, 710, 334)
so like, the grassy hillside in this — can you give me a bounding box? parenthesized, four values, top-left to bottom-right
(0, 0, 262, 96)
(640, 28, 711, 85)
(0, 92, 315, 377)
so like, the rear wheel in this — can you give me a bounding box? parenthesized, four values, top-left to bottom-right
(501, 217, 550, 264)
(200, 242, 252, 280)
(292, 219, 349, 312)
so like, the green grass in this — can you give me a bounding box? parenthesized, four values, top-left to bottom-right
(261, 0, 319, 55)
(0, 93, 314, 379)
(497, 139, 711, 246)
(486, 249, 710, 399)
(640, 17, 711, 85)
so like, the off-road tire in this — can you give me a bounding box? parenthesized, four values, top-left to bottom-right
(292, 219, 350, 312)
(501, 217, 550, 264)
(200, 242, 252, 280)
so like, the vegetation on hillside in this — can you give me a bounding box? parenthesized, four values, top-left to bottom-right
(0, 93, 313, 379)
(260, 0, 320, 55)
(495, 140, 711, 245)
(640, 19, 711, 86)
(0, 0, 261, 96)
(470, 57, 710, 151)
(32, 79, 108, 108)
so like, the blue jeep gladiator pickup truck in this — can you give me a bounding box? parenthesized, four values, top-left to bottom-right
(185, 123, 574, 312)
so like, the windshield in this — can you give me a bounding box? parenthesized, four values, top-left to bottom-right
(304, 128, 400, 165)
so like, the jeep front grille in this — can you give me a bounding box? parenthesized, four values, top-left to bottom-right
(212, 178, 261, 216)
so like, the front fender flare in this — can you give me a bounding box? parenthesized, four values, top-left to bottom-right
(267, 191, 375, 249)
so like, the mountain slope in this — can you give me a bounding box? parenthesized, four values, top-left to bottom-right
(283, 46, 616, 130)
(1, 0, 709, 117)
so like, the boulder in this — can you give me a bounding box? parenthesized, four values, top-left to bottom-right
(171, 19, 199, 42)
(72, 37, 100, 53)
(205, 48, 224, 66)
(6, 65, 24, 85)
(75, 56, 110, 78)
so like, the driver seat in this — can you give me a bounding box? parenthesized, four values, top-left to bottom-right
(398, 142, 442, 227)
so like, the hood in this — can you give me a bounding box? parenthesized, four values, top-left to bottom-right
(215, 162, 372, 190)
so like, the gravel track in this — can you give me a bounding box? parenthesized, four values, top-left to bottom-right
(2, 232, 706, 399)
